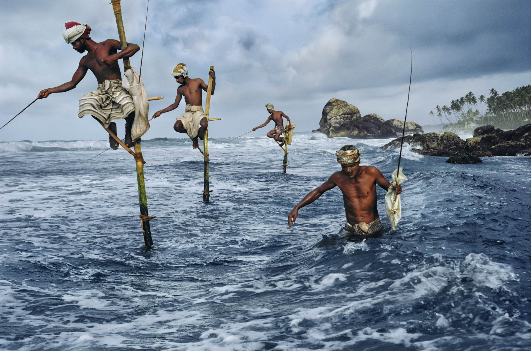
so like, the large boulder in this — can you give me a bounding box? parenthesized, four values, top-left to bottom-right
(317, 98, 423, 138)
(318, 98, 361, 137)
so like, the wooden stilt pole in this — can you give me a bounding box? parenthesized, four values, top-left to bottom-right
(283, 142, 288, 174)
(203, 66, 214, 203)
(111, 0, 153, 248)
(282, 124, 295, 174)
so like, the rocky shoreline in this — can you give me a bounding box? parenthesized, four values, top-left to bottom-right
(381, 124, 531, 163)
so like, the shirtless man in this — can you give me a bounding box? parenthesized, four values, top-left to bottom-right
(252, 104, 291, 146)
(151, 63, 216, 149)
(38, 22, 140, 148)
(288, 145, 402, 239)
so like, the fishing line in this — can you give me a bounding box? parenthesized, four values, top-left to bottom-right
(139, 0, 150, 79)
(87, 147, 112, 161)
(231, 130, 253, 139)
(0, 97, 38, 130)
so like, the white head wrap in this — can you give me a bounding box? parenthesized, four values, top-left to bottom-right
(172, 63, 188, 78)
(336, 146, 361, 165)
(62, 23, 89, 44)
(265, 103, 274, 110)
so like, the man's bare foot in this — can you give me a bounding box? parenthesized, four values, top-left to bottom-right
(192, 138, 199, 149)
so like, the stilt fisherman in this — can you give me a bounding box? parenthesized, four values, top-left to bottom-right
(252, 104, 291, 147)
(38, 22, 140, 148)
(151, 63, 216, 149)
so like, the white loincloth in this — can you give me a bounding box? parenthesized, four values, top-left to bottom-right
(78, 79, 134, 127)
(177, 105, 206, 139)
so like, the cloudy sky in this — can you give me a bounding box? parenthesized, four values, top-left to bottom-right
(0, 0, 530, 141)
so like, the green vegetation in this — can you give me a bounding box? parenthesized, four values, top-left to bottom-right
(430, 85, 531, 131)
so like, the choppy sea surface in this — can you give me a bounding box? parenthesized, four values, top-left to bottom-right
(0, 132, 530, 351)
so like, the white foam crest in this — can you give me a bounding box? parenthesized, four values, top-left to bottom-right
(343, 240, 370, 253)
(0, 141, 33, 152)
(62, 290, 110, 310)
(0, 140, 108, 152)
(351, 327, 422, 348)
(311, 273, 347, 291)
(388, 266, 450, 299)
(387, 142, 424, 161)
(458, 253, 517, 289)
(188, 319, 274, 351)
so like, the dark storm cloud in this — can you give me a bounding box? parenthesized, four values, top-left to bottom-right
(1, 0, 529, 140)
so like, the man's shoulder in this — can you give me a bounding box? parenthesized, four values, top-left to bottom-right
(102, 39, 120, 44)
(362, 166, 382, 177)
(328, 170, 344, 181)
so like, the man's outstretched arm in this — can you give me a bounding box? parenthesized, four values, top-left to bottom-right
(38, 64, 88, 98)
(152, 90, 182, 119)
(253, 116, 272, 131)
(288, 178, 336, 227)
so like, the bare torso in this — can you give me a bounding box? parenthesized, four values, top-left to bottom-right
(80, 40, 123, 83)
(270, 111, 285, 128)
(331, 166, 380, 224)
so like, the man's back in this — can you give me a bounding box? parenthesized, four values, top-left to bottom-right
(178, 78, 206, 106)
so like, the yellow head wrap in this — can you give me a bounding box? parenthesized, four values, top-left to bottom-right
(336, 146, 361, 165)
(265, 103, 274, 110)
(172, 63, 188, 78)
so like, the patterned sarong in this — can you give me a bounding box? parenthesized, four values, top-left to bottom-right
(78, 79, 135, 127)
(270, 125, 283, 135)
(177, 105, 206, 139)
(344, 217, 383, 239)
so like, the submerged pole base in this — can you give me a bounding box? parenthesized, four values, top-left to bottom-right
(203, 189, 210, 203)
(139, 215, 154, 248)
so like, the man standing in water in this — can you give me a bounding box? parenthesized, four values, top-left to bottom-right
(252, 104, 291, 146)
(38, 22, 140, 148)
(288, 145, 402, 239)
(151, 63, 216, 149)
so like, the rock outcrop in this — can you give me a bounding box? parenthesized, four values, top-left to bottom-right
(316, 98, 423, 138)
(318, 99, 361, 137)
(381, 124, 531, 163)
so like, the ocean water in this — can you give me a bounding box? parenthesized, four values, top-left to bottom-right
(0, 132, 530, 351)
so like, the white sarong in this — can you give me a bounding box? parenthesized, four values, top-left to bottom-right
(177, 105, 206, 139)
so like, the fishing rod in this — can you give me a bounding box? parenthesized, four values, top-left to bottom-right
(396, 51, 412, 172)
(139, 0, 150, 79)
(0, 97, 39, 130)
